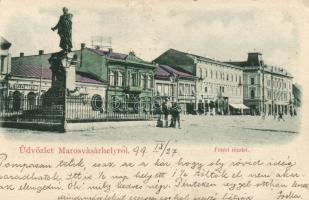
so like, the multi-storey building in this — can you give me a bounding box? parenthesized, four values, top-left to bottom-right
(226, 52, 293, 115)
(154, 49, 246, 115)
(154, 64, 196, 113)
(75, 46, 157, 114)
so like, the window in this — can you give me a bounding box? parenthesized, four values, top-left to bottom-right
(250, 90, 255, 99)
(114, 71, 118, 86)
(118, 72, 123, 86)
(148, 75, 153, 88)
(164, 85, 169, 96)
(191, 86, 195, 95)
(226, 74, 229, 81)
(0, 56, 4, 73)
(109, 71, 115, 86)
(141, 74, 147, 89)
(185, 84, 190, 95)
(130, 72, 137, 87)
(215, 71, 218, 79)
(91, 94, 103, 111)
(205, 87, 207, 93)
(156, 84, 162, 96)
(250, 78, 255, 85)
(205, 69, 208, 77)
(179, 84, 184, 95)
(210, 70, 213, 79)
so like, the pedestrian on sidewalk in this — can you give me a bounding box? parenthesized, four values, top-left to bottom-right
(278, 111, 285, 122)
(162, 98, 170, 127)
(155, 100, 163, 127)
(171, 102, 182, 129)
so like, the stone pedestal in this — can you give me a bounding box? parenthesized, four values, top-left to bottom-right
(42, 51, 78, 132)
(44, 51, 78, 100)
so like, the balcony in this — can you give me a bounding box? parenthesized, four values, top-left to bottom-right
(124, 86, 143, 93)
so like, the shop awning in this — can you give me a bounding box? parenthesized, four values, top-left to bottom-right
(229, 103, 249, 109)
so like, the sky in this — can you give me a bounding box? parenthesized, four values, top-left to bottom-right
(0, 0, 304, 79)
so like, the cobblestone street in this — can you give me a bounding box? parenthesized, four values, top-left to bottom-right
(1, 114, 300, 145)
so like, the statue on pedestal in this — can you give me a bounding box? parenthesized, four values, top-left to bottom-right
(52, 7, 73, 53)
(46, 7, 77, 100)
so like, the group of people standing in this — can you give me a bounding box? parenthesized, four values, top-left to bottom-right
(156, 98, 182, 129)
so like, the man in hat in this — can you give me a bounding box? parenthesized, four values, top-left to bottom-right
(170, 101, 182, 129)
(161, 98, 170, 127)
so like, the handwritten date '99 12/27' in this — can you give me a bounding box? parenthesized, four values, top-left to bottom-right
(133, 140, 178, 158)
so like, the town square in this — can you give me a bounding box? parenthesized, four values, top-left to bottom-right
(0, 2, 302, 138)
(1, 2, 309, 200)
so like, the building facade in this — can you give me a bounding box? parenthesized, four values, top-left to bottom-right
(75, 47, 157, 114)
(1, 49, 107, 113)
(154, 64, 196, 114)
(154, 49, 246, 115)
(226, 52, 293, 115)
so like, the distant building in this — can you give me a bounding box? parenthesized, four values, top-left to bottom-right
(154, 49, 246, 115)
(226, 52, 293, 115)
(154, 65, 196, 113)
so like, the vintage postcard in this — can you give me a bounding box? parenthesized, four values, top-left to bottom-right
(0, 0, 308, 199)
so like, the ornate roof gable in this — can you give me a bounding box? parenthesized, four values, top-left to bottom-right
(125, 51, 147, 64)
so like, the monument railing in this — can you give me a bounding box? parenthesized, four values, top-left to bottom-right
(0, 96, 156, 124)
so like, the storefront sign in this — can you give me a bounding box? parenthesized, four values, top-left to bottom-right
(9, 83, 38, 91)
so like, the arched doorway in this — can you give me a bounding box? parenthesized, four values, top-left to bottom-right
(12, 91, 22, 111)
(27, 92, 36, 110)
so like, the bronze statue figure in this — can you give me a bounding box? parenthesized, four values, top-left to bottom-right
(52, 7, 73, 53)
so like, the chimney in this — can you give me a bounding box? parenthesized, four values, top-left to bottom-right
(39, 50, 44, 55)
(20, 52, 24, 57)
(81, 43, 86, 50)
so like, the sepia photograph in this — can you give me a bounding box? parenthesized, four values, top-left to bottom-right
(0, 0, 308, 199)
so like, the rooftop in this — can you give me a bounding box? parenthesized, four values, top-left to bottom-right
(225, 61, 292, 77)
(10, 64, 104, 85)
(167, 48, 242, 69)
(155, 64, 194, 79)
(86, 48, 152, 65)
(0, 36, 12, 50)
